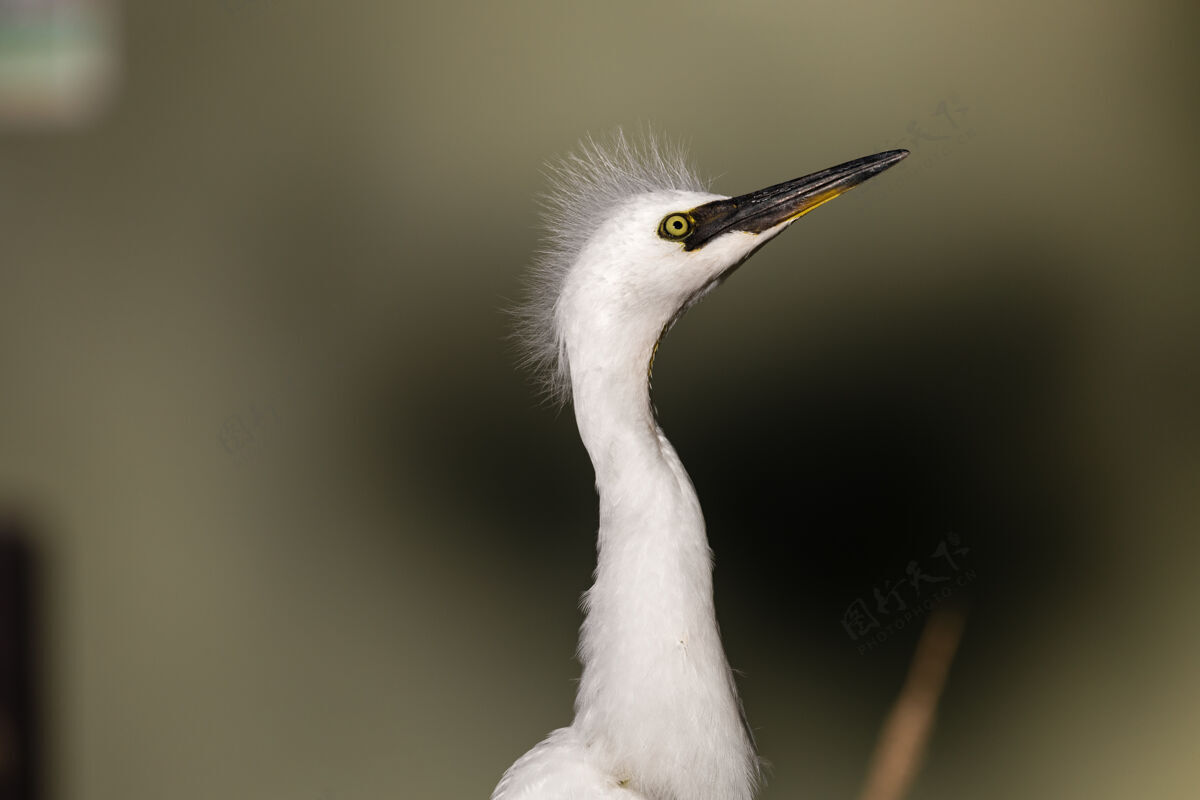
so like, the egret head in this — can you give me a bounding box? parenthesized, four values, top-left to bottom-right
(518, 131, 906, 404)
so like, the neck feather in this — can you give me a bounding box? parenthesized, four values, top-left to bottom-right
(565, 335, 758, 800)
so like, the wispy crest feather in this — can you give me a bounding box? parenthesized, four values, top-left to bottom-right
(515, 128, 707, 406)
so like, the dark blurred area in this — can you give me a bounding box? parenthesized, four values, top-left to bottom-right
(1, 1, 1198, 798)
(0, 529, 37, 800)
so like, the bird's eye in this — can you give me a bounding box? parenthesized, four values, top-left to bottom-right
(658, 213, 694, 241)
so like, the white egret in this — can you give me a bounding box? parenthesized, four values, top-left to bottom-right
(494, 133, 907, 800)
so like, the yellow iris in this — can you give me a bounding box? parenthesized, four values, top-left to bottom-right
(658, 213, 693, 240)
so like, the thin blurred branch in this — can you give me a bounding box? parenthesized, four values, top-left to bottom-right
(858, 606, 967, 800)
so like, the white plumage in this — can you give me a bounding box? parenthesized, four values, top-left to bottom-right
(496, 131, 907, 800)
(516, 130, 709, 405)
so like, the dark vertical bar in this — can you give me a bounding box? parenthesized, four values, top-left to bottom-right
(0, 522, 37, 800)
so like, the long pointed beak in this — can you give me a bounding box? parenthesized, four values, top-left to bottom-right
(681, 149, 908, 251)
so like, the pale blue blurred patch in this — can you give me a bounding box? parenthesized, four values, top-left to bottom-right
(0, 0, 118, 126)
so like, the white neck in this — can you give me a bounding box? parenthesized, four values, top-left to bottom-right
(566, 329, 758, 800)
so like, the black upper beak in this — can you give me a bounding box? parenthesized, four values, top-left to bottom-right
(680, 149, 908, 251)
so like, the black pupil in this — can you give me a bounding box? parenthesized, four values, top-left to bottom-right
(671, 218, 684, 232)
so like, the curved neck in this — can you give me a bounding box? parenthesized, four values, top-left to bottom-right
(567, 334, 707, 565)
(565, 335, 757, 800)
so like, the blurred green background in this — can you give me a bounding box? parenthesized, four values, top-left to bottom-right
(1, 0, 1198, 798)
